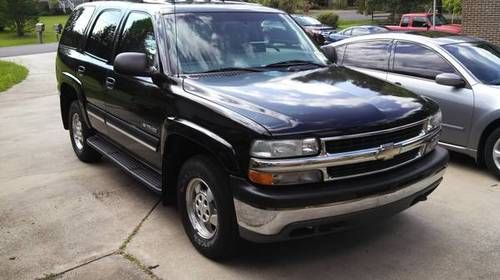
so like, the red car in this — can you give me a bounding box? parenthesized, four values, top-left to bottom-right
(386, 13, 462, 34)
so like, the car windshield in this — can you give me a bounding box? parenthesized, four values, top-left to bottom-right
(444, 42, 500, 85)
(428, 14, 448, 26)
(170, 12, 327, 74)
(293, 15, 322, 26)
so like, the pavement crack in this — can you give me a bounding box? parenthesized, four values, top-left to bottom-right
(119, 199, 161, 251)
(35, 251, 117, 280)
(119, 251, 162, 280)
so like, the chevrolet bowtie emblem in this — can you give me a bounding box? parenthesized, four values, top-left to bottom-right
(376, 143, 400, 161)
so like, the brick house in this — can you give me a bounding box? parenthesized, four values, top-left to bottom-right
(462, 0, 500, 45)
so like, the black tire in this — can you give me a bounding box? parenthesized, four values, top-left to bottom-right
(68, 101, 101, 163)
(177, 155, 240, 259)
(484, 127, 500, 178)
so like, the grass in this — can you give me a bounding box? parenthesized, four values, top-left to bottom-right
(0, 60, 29, 92)
(0, 15, 69, 47)
(337, 19, 385, 29)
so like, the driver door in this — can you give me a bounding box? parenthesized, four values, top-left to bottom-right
(387, 41, 473, 147)
(105, 11, 168, 169)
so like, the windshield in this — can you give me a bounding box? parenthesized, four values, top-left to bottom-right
(170, 12, 327, 74)
(428, 14, 448, 26)
(444, 42, 500, 85)
(293, 15, 322, 26)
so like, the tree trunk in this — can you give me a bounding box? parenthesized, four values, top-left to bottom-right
(16, 21, 24, 37)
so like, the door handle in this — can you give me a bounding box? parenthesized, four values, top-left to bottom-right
(77, 66, 86, 75)
(395, 82, 402, 86)
(105, 77, 116, 90)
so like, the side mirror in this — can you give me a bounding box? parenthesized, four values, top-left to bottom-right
(114, 52, 154, 77)
(321, 45, 337, 63)
(436, 73, 466, 87)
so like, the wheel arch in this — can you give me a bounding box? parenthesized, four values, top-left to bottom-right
(477, 117, 500, 164)
(160, 119, 241, 202)
(59, 73, 87, 130)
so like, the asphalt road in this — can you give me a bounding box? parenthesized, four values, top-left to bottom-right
(1, 53, 500, 280)
(0, 43, 58, 58)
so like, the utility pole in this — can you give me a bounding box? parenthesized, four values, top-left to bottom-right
(432, 0, 436, 30)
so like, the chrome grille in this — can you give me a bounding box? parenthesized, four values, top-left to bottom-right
(324, 124, 424, 154)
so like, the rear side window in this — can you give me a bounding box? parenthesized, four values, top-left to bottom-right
(393, 42, 456, 79)
(412, 17, 428, 27)
(60, 6, 95, 48)
(117, 12, 157, 67)
(342, 40, 390, 71)
(85, 9, 122, 61)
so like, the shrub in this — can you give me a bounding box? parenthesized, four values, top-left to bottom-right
(317, 12, 339, 28)
(258, 0, 299, 13)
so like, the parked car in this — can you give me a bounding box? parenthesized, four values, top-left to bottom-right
(325, 32, 500, 176)
(57, 1, 448, 259)
(292, 14, 335, 44)
(386, 13, 462, 34)
(328, 25, 389, 43)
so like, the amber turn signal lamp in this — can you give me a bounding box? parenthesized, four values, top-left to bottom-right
(248, 170, 274, 185)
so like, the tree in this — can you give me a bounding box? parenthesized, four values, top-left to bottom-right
(356, 0, 429, 23)
(0, 0, 39, 37)
(443, 0, 461, 23)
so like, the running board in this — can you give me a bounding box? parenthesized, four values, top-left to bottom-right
(87, 135, 162, 193)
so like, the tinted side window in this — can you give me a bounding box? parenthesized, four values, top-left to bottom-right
(117, 12, 157, 66)
(352, 28, 368, 36)
(85, 10, 121, 61)
(60, 6, 95, 48)
(412, 17, 428, 27)
(342, 41, 390, 70)
(393, 42, 455, 79)
(401, 16, 409, 27)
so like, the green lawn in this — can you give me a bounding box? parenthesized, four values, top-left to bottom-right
(0, 60, 29, 92)
(337, 19, 384, 30)
(0, 15, 69, 47)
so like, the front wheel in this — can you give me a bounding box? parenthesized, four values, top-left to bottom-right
(484, 127, 500, 178)
(177, 155, 240, 259)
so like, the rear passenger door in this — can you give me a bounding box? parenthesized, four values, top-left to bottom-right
(340, 40, 392, 81)
(80, 9, 122, 134)
(386, 41, 473, 146)
(106, 11, 166, 169)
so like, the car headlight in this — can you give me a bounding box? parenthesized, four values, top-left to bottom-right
(250, 138, 319, 159)
(426, 111, 442, 132)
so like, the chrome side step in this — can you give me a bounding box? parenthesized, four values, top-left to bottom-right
(87, 135, 162, 193)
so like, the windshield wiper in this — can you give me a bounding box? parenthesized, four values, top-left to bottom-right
(262, 60, 327, 68)
(196, 67, 264, 74)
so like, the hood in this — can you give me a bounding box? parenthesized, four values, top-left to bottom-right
(183, 67, 436, 136)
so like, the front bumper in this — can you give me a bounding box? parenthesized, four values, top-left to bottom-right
(231, 147, 448, 242)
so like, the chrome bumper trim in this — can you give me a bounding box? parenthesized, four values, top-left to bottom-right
(234, 169, 445, 236)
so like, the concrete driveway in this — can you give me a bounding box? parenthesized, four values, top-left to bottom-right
(1, 53, 500, 280)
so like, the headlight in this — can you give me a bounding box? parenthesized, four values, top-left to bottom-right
(250, 138, 319, 159)
(426, 111, 442, 132)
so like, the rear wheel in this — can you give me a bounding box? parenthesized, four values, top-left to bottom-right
(484, 127, 500, 178)
(177, 155, 239, 259)
(68, 101, 101, 163)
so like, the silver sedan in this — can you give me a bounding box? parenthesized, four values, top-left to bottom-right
(324, 32, 500, 177)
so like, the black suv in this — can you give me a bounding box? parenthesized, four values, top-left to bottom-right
(56, 1, 448, 259)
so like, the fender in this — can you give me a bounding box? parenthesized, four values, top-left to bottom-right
(59, 71, 92, 129)
(161, 117, 240, 174)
